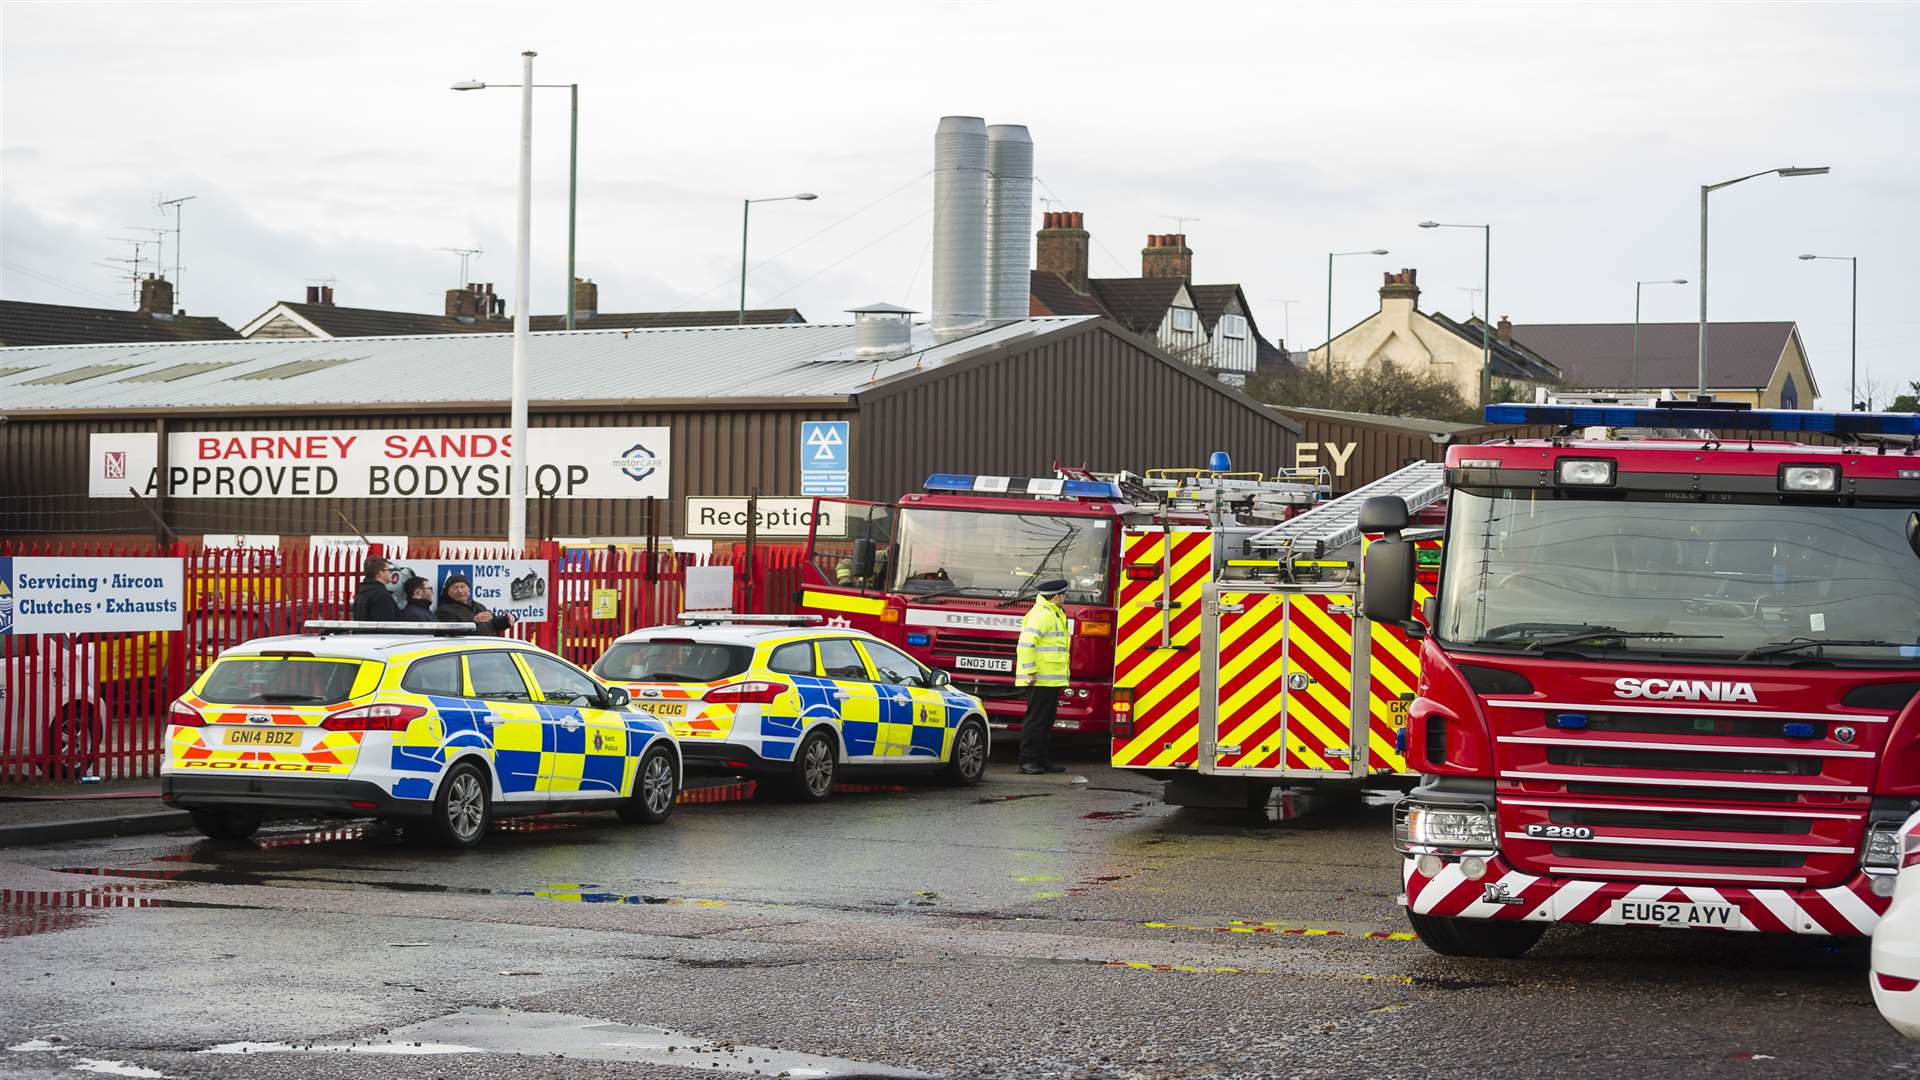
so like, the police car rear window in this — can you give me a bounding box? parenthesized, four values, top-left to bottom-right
(199, 657, 367, 705)
(595, 642, 752, 683)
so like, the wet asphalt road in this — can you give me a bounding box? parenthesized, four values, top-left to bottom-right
(3, 744, 1918, 1080)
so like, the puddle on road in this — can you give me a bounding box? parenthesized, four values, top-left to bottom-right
(193, 1007, 933, 1077)
(974, 793, 1053, 804)
(1080, 809, 1142, 822)
(0, 886, 258, 940)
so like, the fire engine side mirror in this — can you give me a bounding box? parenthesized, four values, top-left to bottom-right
(850, 538, 877, 583)
(1363, 538, 1417, 626)
(1358, 495, 1411, 534)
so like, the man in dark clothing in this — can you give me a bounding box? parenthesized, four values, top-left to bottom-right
(396, 575, 437, 623)
(435, 574, 516, 635)
(351, 557, 403, 622)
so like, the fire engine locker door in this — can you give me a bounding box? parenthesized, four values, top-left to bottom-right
(1112, 528, 1211, 771)
(1278, 593, 1361, 777)
(1208, 589, 1289, 773)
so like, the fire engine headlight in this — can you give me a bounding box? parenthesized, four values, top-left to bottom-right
(1779, 464, 1839, 493)
(1555, 458, 1616, 487)
(1395, 804, 1496, 852)
(1866, 821, 1902, 869)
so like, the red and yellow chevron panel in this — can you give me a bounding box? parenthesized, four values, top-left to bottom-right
(1276, 594, 1356, 774)
(1111, 529, 1211, 770)
(1210, 593, 1288, 770)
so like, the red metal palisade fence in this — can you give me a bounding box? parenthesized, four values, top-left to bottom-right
(0, 539, 806, 783)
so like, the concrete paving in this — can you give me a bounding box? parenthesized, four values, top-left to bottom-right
(1, 745, 1915, 1079)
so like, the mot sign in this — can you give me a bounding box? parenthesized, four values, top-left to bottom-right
(801, 421, 849, 497)
(0, 556, 185, 635)
(88, 428, 670, 500)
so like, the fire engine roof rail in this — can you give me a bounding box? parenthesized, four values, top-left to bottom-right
(1244, 460, 1448, 556)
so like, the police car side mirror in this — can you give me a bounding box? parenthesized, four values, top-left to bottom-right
(850, 539, 877, 583)
(604, 686, 632, 709)
(928, 668, 952, 689)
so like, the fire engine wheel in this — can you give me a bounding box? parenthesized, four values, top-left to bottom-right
(190, 809, 262, 842)
(941, 719, 989, 786)
(617, 745, 679, 825)
(1406, 910, 1547, 959)
(425, 761, 492, 848)
(39, 704, 103, 780)
(786, 729, 839, 803)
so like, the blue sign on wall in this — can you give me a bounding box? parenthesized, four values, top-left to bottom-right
(801, 421, 850, 496)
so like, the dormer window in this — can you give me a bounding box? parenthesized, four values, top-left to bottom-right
(1171, 307, 1197, 332)
(1220, 314, 1247, 339)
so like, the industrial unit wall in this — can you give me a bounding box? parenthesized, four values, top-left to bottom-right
(0, 405, 855, 541)
(858, 320, 1299, 497)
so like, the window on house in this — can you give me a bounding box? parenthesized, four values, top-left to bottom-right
(1170, 307, 1197, 333)
(1220, 314, 1247, 340)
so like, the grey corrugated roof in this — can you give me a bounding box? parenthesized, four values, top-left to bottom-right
(0, 317, 1094, 413)
(1510, 321, 1798, 392)
(1268, 405, 1482, 436)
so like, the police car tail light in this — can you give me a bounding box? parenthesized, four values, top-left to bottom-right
(704, 681, 784, 705)
(168, 698, 206, 728)
(321, 703, 429, 731)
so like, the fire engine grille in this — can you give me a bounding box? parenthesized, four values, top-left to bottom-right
(1561, 782, 1801, 803)
(1549, 807, 1814, 835)
(1549, 843, 1805, 869)
(1572, 711, 1829, 740)
(931, 633, 1017, 659)
(1544, 746, 1822, 777)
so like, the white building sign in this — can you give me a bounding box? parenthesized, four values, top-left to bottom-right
(0, 556, 185, 636)
(684, 497, 844, 538)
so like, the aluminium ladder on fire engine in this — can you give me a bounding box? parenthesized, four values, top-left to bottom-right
(1242, 460, 1449, 564)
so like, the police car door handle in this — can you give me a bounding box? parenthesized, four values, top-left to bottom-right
(833, 691, 851, 700)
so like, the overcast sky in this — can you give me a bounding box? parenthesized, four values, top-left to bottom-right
(3, 1, 1916, 405)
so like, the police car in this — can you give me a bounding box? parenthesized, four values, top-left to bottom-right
(592, 614, 990, 801)
(161, 622, 681, 847)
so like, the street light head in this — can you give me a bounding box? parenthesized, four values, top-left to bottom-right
(1672, 278, 1688, 284)
(1778, 166, 1830, 177)
(1370, 248, 1390, 255)
(794, 193, 819, 201)
(1417, 221, 1439, 229)
(1798, 254, 1817, 260)
(450, 79, 486, 91)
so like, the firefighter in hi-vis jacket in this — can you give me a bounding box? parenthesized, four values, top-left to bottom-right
(1014, 578, 1071, 775)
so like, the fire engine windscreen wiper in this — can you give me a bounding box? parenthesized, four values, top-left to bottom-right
(1516, 626, 1725, 651)
(908, 585, 1003, 601)
(1739, 638, 1911, 660)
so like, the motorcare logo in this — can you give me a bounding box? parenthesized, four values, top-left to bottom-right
(1613, 678, 1758, 703)
(618, 444, 662, 483)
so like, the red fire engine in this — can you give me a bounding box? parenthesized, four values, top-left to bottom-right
(801, 466, 1323, 733)
(1361, 400, 1920, 957)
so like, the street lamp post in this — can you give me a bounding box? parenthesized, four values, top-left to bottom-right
(1633, 278, 1687, 393)
(452, 74, 580, 330)
(739, 194, 818, 324)
(1799, 253, 1858, 409)
(1697, 166, 1829, 395)
(1418, 221, 1491, 405)
(1324, 249, 1389, 378)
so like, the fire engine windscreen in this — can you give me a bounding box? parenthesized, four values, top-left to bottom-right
(1436, 492, 1920, 662)
(891, 509, 1111, 605)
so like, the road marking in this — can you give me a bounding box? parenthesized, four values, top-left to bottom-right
(1141, 919, 1415, 940)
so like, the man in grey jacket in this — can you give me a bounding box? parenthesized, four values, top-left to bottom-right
(434, 573, 516, 635)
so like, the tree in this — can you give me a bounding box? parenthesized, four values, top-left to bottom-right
(1247, 362, 1481, 423)
(1890, 380, 1920, 414)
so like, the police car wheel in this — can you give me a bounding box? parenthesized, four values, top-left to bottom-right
(1405, 909, 1546, 959)
(788, 730, 838, 803)
(941, 719, 989, 786)
(190, 809, 261, 842)
(428, 761, 492, 848)
(618, 745, 678, 825)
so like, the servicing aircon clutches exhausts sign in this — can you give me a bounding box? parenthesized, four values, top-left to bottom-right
(87, 428, 670, 500)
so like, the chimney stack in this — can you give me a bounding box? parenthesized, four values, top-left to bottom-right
(138, 274, 174, 316)
(1496, 314, 1512, 342)
(1037, 211, 1090, 293)
(305, 285, 320, 304)
(321, 285, 334, 306)
(573, 278, 598, 321)
(985, 123, 1034, 322)
(445, 282, 496, 322)
(1379, 268, 1421, 309)
(931, 115, 989, 341)
(1141, 233, 1192, 280)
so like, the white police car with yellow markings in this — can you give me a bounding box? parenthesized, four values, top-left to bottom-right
(161, 621, 680, 847)
(593, 614, 989, 801)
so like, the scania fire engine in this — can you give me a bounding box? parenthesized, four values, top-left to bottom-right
(801, 465, 1325, 733)
(1360, 400, 1920, 957)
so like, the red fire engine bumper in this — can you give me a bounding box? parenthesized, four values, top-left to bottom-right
(1401, 855, 1889, 936)
(974, 682, 1110, 736)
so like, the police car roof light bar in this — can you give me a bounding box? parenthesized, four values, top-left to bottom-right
(303, 620, 478, 635)
(1484, 402, 1920, 437)
(924, 473, 1123, 501)
(677, 612, 826, 626)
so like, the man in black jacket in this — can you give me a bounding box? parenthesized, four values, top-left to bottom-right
(434, 573, 516, 635)
(351, 557, 403, 621)
(397, 575, 437, 623)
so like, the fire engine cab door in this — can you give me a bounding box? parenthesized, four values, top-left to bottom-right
(799, 498, 895, 627)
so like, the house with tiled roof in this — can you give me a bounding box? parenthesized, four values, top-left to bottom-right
(239, 280, 804, 339)
(1309, 269, 1560, 401)
(1026, 212, 1282, 386)
(1509, 320, 1817, 409)
(0, 277, 239, 346)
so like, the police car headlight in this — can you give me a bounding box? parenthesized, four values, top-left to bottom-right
(1779, 464, 1839, 493)
(1866, 821, 1902, 869)
(1396, 804, 1496, 852)
(1555, 458, 1615, 487)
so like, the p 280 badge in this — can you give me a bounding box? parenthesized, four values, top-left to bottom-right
(1524, 823, 1594, 840)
